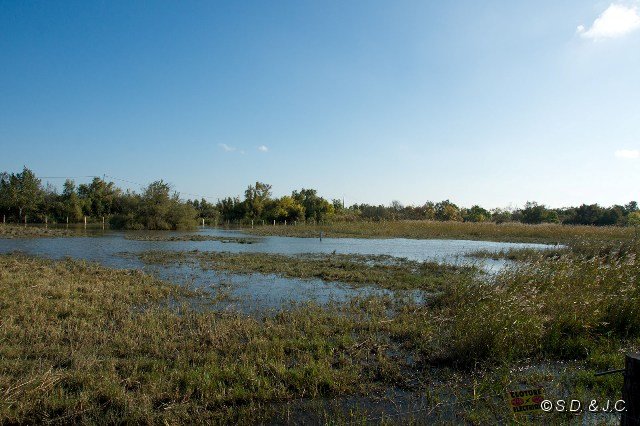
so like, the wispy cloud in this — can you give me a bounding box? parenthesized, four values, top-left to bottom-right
(218, 143, 236, 152)
(577, 4, 640, 39)
(257, 145, 268, 152)
(615, 149, 639, 159)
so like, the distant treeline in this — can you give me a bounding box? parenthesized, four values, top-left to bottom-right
(1, 167, 639, 230)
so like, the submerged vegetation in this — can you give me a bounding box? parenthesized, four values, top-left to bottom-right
(135, 251, 476, 291)
(1, 235, 638, 422)
(124, 234, 260, 244)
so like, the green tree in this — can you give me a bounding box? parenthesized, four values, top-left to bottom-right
(464, 205, 491, 222)
(292, 189, 334, 222)
(78, 177, 119, 217)
(628, 212, 640, 227)
(62, 179, 83, 222)
(490, 208, 512, 224)
(1, 167, 43, 221)
(520, 202, 558, 224)
(244, 182, 272, 220)
(110, 181, 196, 230)
(268, 196, 305, 222)
(434, 200, 462, 221)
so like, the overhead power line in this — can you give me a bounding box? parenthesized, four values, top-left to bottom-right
(37, 173, 221, 203)
(37, 176, 98, 179)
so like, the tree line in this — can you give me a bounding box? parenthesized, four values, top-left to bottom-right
(1, 167, 639, 230)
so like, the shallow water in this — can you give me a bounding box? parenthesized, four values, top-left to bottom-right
(0, 227, 555, 311)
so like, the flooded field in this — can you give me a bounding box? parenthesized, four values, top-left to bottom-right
(0, 226, 632, 424)
(0, 227, 554, 311)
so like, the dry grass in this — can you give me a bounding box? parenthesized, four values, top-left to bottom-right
(0, 224, 76, 239)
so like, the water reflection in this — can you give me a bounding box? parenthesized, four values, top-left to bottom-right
(0, 228, 554, 311)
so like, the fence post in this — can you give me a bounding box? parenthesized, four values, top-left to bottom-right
(251, 219, 254, 229)
(84, 216, 87, 229)
(622, 353, 640, 425)
(45, 216, 48, 228)
(102, 216, 105, 230)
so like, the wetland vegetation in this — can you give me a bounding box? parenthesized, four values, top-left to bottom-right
(124, 234, 260, 244)
(133, 250, 477, 291)
(1, 235, 637, 423)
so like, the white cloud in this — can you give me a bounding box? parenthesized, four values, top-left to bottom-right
(577, 4, 640, 39)
(257, 145, 268, 152)
(615, 149, 640, 159)
(218, 143, 236, 152)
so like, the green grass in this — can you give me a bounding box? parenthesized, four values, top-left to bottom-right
(134, 250, 477, 291)
(246, 220, 635, 245)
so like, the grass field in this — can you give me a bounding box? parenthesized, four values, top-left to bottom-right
(1, 236, 637, 423)
(246, 220, 636, 245)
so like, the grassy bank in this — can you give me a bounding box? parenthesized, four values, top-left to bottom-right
(134, 250, 477, 291)
(0, 224, 76, 239)
(246, 220, 635, 245)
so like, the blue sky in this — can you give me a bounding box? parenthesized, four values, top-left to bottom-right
(1, 1, 639, 208)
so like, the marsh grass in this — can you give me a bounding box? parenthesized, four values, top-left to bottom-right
(434, 240, 640, 367)
(467, 247, 566, 261)
(2, 236, 637, 423)
(247, 220, 634, 244)
(0, 254, 440, 423)
(468, 237, 638, 261)
(0, 224, 76, 239)
(134, 250, 477, 291)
